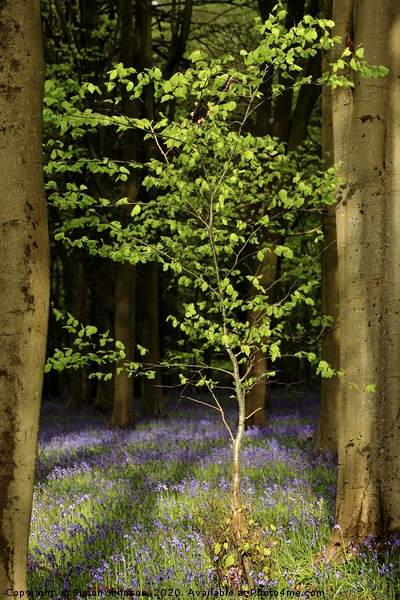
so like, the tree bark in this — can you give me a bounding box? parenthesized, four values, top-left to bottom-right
(133, 0, 165, 416)
(245, 250, 279, 427)
(111, 262, 136, 427)
(140, 263, 165, 416)
(247, 0, 323, 425)
(67, 250, 90, 409)
(331, 0, 400, 546)
(0, 1, 50, 589)
(110, 0, 137, 427)
(93, 259, 116, 413)
(315, 0, 341, 455)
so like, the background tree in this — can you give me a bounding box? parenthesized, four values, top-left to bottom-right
(0, 0, 50, 589)
(330, 0, 399, 549)
(315, 0, 341, 455)
(245, 0, 328, 426)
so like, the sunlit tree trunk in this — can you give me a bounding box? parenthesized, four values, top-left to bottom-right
(315, 0, 341, 455)
(0, 1, 50, 588)
(330, 0, 400, 548)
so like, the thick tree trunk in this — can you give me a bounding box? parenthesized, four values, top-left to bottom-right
(0, 1, 50, 589)
(315, 0, 341, 455)
(331, 0, 400, 546)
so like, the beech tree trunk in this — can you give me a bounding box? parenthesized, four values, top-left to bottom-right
(140, 263, 165, 416)
(111, 0, 137, 427)
(0, 1, 50, 589)
(245, 251, 278, 427)
(246, 0, 323, 425)
(93, 259, 115, 412)
(331, 0, 400, 546)
(111, 262, 136, 427)
(315, 0, 341, 455)
(67, 250, 90, 409)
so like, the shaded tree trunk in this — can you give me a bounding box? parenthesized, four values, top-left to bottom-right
(245, 251, 279, 427)
(93, 259, 116, 412)
(0, 1, 50, 588)
(315, 0, 341, 455)
(246, 0, 323, 426)
(111, 262, 136, 427)
(110, 0, 137, 427)
(330, 0, 400, 548)
(140, 263, 165, 416)
(134, 0, 166, 416)
(67, 250, 90, 408)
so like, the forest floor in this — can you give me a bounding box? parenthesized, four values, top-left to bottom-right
(29, 389, 399, 599)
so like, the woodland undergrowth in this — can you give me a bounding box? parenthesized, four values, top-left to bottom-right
(28, 390, 399, 599)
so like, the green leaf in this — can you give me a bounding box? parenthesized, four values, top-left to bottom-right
(214, 543, 221, 556)
(131, 204, 141, 216)
(256, 250, 264, 262)
(270, 343, 281, 362)
(225, 554, 235, 568)
(317, 360, 335, 378)
(190, 50, 205, 63)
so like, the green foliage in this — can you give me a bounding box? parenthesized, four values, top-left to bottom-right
(46, 310, 155, 381)
(44, 5, 387, 387)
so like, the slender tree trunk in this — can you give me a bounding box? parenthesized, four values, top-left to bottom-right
(111, 262, 136, 427)
(247, 0, 322, 425)
(67, 250, 89, 409)
(0, 1, 50, 589)
(245, 246, 279, 427)
(140, 263, 165, 416)
(330, 0, 400, 548)
(133, 0, 166, 416)
(315, 0, 341, 455)
(93, 259, 115, 412)
(111, 0, 137, 426)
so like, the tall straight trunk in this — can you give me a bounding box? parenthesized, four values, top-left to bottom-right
(111, 0, 137, 427)
(0, 1, 50, 588)
(133, 0, 165, 416)
(315, 0, 341, 455)
(93, 259, 115, 412)
(331, 0, 400, 546)
(246, 1, 323, 425)
(245, 250, 278, 427)
(67, 250, 89, 409)
(140, 263, 165, 416)
(111, 262, 136, 427)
